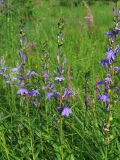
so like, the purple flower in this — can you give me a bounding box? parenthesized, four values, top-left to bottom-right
(26, 71, 38, 79)
(22, 54, 26, 64)
(98, 95, 110, 103)
(42, 70, 49, 80)
(12, 68, 19, 72)
(113, 7, 116, 17)
(104, 77, 112, 83)
(97, 78, 112, 86)
(105, 48, 116, 63)
(115, 45, 120, 55)
(12, 77, 18, 81)
(56, 67, 61, 75)
(17, 88, 28, 96)
(100, 59, 109, 66)
(29, 90, 39, 97)
(106, 32, 114, 43)
(61, 58, 66, 73)
(17, 82, 25, 87)
(12, 66, 21, 72)
(3, 74, 8, 78)
(106, 30, 120, 43)
(62, 88, 73, 99)
(114, 67, 120, 71)
(119, 9, 120, 17)
(49, 83, 56, 88)
(103, 46, 120, 64)
(19, 50, 26, 64)
(55, 76, 65, 82)
(46, 92, 54, 100)
(97, 81, 104, 85)
(0, 0, 3, 4)
(18, 77, 24, 81)
(19, 50, 23, 58)
(54, 92, 61, 99)
(61, 106, 72, 117)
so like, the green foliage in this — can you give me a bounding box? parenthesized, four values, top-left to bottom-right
(0, 1, 120, 160)
(59, 0, 115, 7)
(1, 0, 33, 18)
(59, 0, 100, 7)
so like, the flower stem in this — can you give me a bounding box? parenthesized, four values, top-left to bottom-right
(105, 145, 108, 160)
(60, 116, 63, 160)
(26, 96, 35, 160)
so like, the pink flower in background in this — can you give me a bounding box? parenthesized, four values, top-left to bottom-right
(85, 12, 93, 25)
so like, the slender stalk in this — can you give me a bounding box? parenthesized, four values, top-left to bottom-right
(36, 107, 44, 156)
(44, 86, 48, 134)
(1, 132, 10, 160)
(60, 116, 63, 160)
(26, 96, 35, 160)
(105, 145, 108, 160)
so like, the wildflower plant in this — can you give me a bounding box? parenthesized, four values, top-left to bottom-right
(53, 19, 73, 117)
(15, 20, 39, 101)
(44, 19, 74, 159)
(41, 41, 50, 91)
(97, 1, 120, 156)
(2, 1, 120, 159)
(84, 1, 96, 37)
(11, 19, 40, 160)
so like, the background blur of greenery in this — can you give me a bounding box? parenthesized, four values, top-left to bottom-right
(58, 0, 114, 6)
(1, 0, 120, 160)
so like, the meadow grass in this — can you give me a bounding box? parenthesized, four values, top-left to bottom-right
(0, 1, 120, 160)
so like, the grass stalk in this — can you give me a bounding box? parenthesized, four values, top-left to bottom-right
(60, 116, 64, 160)
(26, 96, 35, 160)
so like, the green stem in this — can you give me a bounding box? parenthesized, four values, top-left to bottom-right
(36, 107, 44, 155)
(105, 145, 108, 160)
(60, 116, 63, 160)
(1, 132, 10, 160)
(45, 88, 49, 132)
(17, 97, 23, 159)
(26, 97, 35, 160)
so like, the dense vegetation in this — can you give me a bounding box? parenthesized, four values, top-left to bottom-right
(0, 0, 120, 159)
